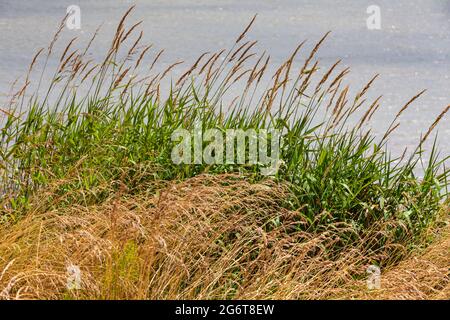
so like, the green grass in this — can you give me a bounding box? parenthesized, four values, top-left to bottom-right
(1, 9, 448, 255)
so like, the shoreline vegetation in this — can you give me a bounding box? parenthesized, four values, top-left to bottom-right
(0, 8, 448, 299)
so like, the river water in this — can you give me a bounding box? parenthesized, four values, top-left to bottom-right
(0, 0, 449, 157)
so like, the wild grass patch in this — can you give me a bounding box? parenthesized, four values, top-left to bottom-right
(0, 7, 448, 299)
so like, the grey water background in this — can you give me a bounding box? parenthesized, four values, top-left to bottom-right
(0, 0, 449, 161)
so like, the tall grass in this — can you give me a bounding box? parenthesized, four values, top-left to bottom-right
(0, 7, 448, 256)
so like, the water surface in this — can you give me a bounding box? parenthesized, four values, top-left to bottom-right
(0, 0, 449, 157)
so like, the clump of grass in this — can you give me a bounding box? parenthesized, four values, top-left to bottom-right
(334, 222, 450, 300)
(0, 8, 448, 299)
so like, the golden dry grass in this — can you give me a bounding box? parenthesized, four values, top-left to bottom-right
(0, 174, 448, 300)
(0, 8, 448, 301)
(340, 225, 450, 300)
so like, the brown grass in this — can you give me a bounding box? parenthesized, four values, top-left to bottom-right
(0, 174, 447, 300)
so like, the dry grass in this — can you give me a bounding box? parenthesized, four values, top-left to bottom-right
(340, 225, 450, 300)
(0, 174, 447, 300)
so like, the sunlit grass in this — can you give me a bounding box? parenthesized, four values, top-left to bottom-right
(0, 7, 448, 300)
